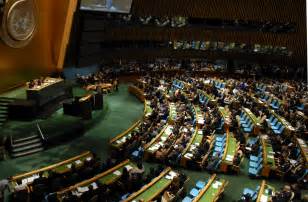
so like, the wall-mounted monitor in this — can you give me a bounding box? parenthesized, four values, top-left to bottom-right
(80, 0, 133, 13)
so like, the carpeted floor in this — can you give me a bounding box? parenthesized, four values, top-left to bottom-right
(0, 84, 292, 201)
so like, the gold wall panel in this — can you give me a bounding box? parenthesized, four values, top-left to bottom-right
(0, 0, 77, 91)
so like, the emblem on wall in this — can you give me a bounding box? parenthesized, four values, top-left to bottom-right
(0, 0, 37, 48)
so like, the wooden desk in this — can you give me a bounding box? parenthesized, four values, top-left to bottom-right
(180, 126, 201, 166)
(256, 180, 275, 202)
(123, 167, 175, 202)
(270, 110, 295, 134)
(168, 102, 177, 124)
(218, 106, 232, 131)
(243, 107, 262, 134)
(85, 83, 112, 92)
(26, 78, 67, 106)
(128, 85, 145, 102)
(221, 132, 239, 173)
(197, 89, 217, 105)
(261, 138, 276, 177)
(144, 100, 153, 117)
(10, 151, 93, 191)
(193, 174, 227, 202)
(194, 105, 205, 127)
(144, 125, 172, 159)
(109, 120, 141, 149)
(57, 160, 136, 200)
(296, 138, 308, 168)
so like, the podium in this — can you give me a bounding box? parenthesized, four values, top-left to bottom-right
(91, 92, 103, 110)
(63, 93, 103, 120)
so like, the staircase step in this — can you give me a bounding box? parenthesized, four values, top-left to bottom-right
(0, 102, 9, 106)
(0, 99, 14, 103)
(12, 138, 41, 148)
(12, 142, 43, 153)
(13, 134, 40, 144)
(0, 97, 16, 101)
(0, 106, 8, 110)
(0, 114, 7, 118)
(11, 147, 44, 158)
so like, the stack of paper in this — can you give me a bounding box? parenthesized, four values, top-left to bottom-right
(66, 164, 72, 169)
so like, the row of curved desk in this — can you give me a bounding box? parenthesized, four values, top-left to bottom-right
(9, 151, 93, 192)
(193, 174, 227, 202)
(57, 159, 136, 200)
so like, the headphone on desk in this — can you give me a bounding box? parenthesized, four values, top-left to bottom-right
(0, 0, 37, 48)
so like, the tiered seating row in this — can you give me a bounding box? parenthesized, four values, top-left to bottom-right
(109, 120, 141, 149)
(57, 159, 136, 199)
(248, 138, 276, 178)
(123, 167, 177, 202)
(297, 138, 308, 168)
(145, 125, 173, 157)
(260, 93, 281, 110)
(10, 151, 93, 190)
(221, 132, 240, 172)
(239, 108, 261, 134)
(185, 174, 227, 202)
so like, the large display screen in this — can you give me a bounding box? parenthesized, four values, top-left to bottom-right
(80, 0, 133, 13)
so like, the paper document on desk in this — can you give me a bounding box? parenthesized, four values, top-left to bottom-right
(125, 165, 133, 171)
(165, 175, 172, 180)
(91, 182, 98, 190)
(75, 160, 82, 165)
(169, 171, 177, 178)
(77, 186, 89, 193)
(113, 170, 121, 176)
(72, 190, 82, 196)
(198, 119, 205, 124)
(184, 153, 192, 159)
(226, 154, 234, 162)
(260, 195, 268, 202)
(21, 178, 28, 185)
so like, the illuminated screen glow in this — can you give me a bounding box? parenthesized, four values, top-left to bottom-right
(80, 0, 133, 13)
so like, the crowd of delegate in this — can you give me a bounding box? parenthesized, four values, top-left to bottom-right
(1, 150, 188, 202)
(109, 65, 307, 201)
(1, 60, 308, 202)
(97, 60, 305, 81)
